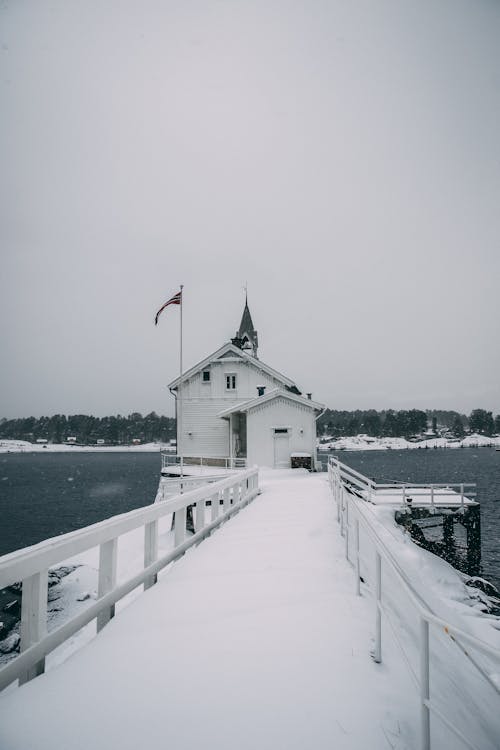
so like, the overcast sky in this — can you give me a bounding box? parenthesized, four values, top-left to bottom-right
(1, 0, 499, 419)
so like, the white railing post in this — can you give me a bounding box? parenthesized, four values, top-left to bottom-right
(355, 518, 361, 596)
(19, 571, 48, 684)
(175, 506, 187, 546)
(211, 492, 219, 522)
(340, 487, 345, 537)
(144, 520, 158, 590)
(345, 494, 349, 560)
(195, 498, 205, 533)
(420, 617, 431, 750)
(223, 486, 231, 513)
(337, 480, 341, 523)
(430, 484, 435, 514)
(373, 551, 382, 663)
(460, 483, 465, 513)
(97, 538, 118, 632)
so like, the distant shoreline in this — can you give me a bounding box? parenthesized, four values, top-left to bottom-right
(0, 440, 175, 454)
(318, 434, 500, 452)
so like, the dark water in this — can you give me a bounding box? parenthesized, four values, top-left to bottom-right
(0, 448, 499, 590)
(0, 452, 161, 556)
(321, 447, 500, 590)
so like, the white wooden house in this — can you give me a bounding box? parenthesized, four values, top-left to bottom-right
(168, 301, 324, 468)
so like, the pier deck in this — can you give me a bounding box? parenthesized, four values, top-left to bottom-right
(0, 471, 417, 749)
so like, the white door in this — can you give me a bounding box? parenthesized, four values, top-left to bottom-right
(273, 433, 290, 468)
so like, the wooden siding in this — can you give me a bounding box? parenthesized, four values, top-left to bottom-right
(246, 397, 317, 467)
(178, 359, 284, 401)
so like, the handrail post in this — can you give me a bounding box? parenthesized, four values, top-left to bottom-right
(460, 483, 465, 513)
(355, 518, 361, 596)
(345, 494, 349, 560)
(195, 498, 205, 533)
(223, 486, 231, 513)
(211, 492, 219, 522)
(97, 538, 117, 632)
(144, 520, 158, 590)
(373, 551, 382, 663)
(420, 617, 431, 750)
(175, 506, 187, 546)
(19, 570, 48, 684)
(430, 485, 435, 514)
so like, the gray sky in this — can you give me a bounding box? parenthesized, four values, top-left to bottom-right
(1, 0, 499, 419)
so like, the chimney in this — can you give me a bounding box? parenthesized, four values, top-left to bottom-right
(307, 393, 312, 400)
(257, 386, 266, 396)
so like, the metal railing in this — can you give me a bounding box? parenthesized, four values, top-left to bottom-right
(328, 456, 500, 750)
(0, 467, 259, 692)
(333, 457, 476, 510)
(161, 454, 247, 472)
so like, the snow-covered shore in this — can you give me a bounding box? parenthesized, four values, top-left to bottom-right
(318, 433, 500, 452)
(0, 440, 174, 454)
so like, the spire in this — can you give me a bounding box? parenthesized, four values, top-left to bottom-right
(231, 291, 259, 358)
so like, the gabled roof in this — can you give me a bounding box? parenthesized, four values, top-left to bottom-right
(168, 342, 297, 391)
(217, 388, 324, 418)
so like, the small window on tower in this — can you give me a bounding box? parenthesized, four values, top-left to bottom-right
(202, 370, 210, 383)
(226, 373, 237, 390)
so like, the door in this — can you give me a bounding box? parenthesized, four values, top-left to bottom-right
(273, 431, 290, 468)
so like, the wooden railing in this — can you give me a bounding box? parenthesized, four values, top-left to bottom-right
(328, 457, 499, 750)
(0, 467, 259, 692)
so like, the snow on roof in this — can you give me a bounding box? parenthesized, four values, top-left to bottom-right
(217, 387, 324, 418)
(168, 342, 297, 390)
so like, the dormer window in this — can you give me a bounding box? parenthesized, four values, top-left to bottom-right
(226, 373, 237, 390)
(202, 370, 211, 383)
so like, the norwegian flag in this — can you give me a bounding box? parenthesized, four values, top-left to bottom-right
(154, 290, 182, 325)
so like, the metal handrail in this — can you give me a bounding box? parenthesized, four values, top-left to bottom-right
(328, 457, 500, 750)
(161, 454, 247, 470)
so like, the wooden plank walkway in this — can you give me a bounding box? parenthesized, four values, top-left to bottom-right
(0, 471, 417, 749)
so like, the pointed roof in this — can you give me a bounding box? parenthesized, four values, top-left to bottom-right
(238, 297, 255, 339)
(233, 294, 259, 358)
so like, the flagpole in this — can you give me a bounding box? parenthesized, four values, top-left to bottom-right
(179, 284, 184, 478)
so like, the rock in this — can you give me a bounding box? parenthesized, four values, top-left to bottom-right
(0, 632, 20, 654)
(466, 576, 499, 598)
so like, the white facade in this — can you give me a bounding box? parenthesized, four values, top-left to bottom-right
(168, 339, 324, 468)
(229, 391, 321, 468)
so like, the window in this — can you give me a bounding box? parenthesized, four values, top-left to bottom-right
(225, 373, 237, 390)
(274, 428, 289, 434)
(202, 370, 210, 383)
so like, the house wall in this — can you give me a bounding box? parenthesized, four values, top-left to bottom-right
(246, 397, 317, 468)
(175, 354, 286, 458)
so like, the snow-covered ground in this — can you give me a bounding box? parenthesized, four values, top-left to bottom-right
(0, 470, 499, 748)
(0, 440, 174, 453)
(318, 433, 500, 451)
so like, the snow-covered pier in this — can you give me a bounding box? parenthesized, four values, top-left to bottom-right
(0, 466, 499, 749)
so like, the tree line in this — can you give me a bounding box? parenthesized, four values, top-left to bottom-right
(1, 408, 498, 444)
(0, 413, 176, 445)
(316, 408, 500, 439)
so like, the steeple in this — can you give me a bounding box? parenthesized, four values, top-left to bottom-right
(231, 292, 259, 358)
